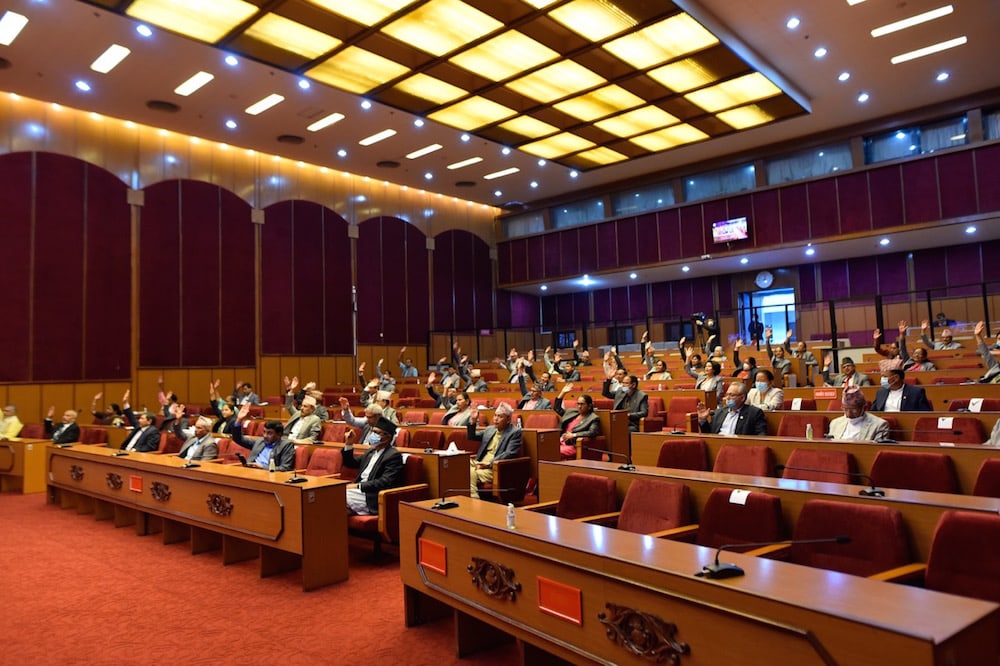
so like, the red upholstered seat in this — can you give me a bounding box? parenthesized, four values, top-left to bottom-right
(427, 411, 445, 425)
(398, 387, 420, 399)
(640, 397, 665, 432)
(304, 447, 342, 476)
(910, 416, 985, 444)
(523, 412, 559, 429)
(787, 499, 911, 577)
(215, 438, 251, 463)
(925, 511, 1000, 603)
(616, 478, 691, 535)
(869, 450, 960, 494)
(470, 398, 490, 409)
(293, 445, 312, 470)
(948, 398, 1000, 412)
(973, 458, 1000, 498)
(712, 445, 775, 476)
(592, 398, 614, 410)
(320, 422, 358, 444)
(158, 433, 183, 454)
(655, 438, 709, 471)
(410, 429, 445, 450)
(347, 453, 430, 555)
(782, 398, 817, 411)
(539, 472, 617, 519)
(479, 457, 532, 505)
(18, 423, 45, 439)
(782, 448, 857, 484)
(402, 410, 428, 424)
(247, 406, 264, 418)
(695, 488, 783, 550)
(776, 413, 829, 438)
(664, 397, 700, 432)
(394, 429, 410, 447)
(78, 427, 108, 445)
(445, 429, 477, 453)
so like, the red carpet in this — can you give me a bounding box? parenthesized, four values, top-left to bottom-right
(0, 493, 517, 665)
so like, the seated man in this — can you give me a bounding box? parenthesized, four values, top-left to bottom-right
(872, 369, 932, 412)
(601, 374, 648, 432)
(170, 406, 218, 462)
(232, 403, 296, 470)
(375, 390, 399, 425)
(426, 372, 458, 409)
(232, 381, 262, 406)
(466, 368, 489, 393)
(974, 320, 1000, 384)
(397, 346, 419, 378)
(0, 404, 23, 440)
(338, 398, 385, 444)
(120, 390, 161, 452)
(342, 417, 404, 516)
(696, 381, 768, 435)
(468, 402, 523, 499)
(283, 393, 323, 444)
(828, 387, 890, 441)
(553, 384, 601, 459)
(821, 355, 872, 387)
(921, 319, 963, 350)
(517, 372, 551, 410)
(44, 405, 80, 445)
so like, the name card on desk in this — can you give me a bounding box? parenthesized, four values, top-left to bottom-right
(814, 388, 837, 400)
(938, 417, 954, 429)
(970, 398, 984, 413)
(729, 489, 750, 505)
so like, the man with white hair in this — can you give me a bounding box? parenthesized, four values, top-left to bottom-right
(44, 405, 80, 445)
(921, 319, 964, 350)
(170, 405, 218, 462)
(284, 392, 323, 444)
(467, 401, 523, 499)
(375, 390, 398, 425)
(0, 404, 23, 440)
(339, 398, 387, 445)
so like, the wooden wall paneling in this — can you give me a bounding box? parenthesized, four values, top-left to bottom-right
(937, 151, 979, 220)
(796, 308, 823, 340)
(185, 368, 215, 406)
(901, 160, 941, 224)
(0, 154, 32, 382)
(8, 384, 42, 424)
(135, 369, 164, 412)
(41, 384, 78, 420)
(836, 305, 874, 335)
(158, 368, 188, 405)
(868, 166, 905, 229)
(316, 356, 337, 392)
(333, 356, 357, 388)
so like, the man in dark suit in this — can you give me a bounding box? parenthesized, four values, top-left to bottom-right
(602, 374, 649, 432)
(697, 381, 768, 436)
(342, 416, 404, 515)
(232, 403, 296, 471)
(44, 406, 80, 445)
(119, 390, 162, 452)
(468, 402, 523, 499)
(871, 369, 932, 411)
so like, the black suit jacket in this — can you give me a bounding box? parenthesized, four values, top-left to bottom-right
(121, 407, 162, 452)
(45, 419, 80, 445)
(342, 445, 404, 514)
(700, 404, 768, 436)
(871, 384, 932, 411)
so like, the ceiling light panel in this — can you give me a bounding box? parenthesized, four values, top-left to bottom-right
(307, 47, 409, 93)
(449, 31, 559, 81)
(554, 85, 645, 122)
(548, 0, 638, 41)
(717, 104, 774, 129)
(447, 157, 483, 169)
(684, 72, 782, 112)
(243, 14, 341, 59)
(483, 167, 520, 180)
(126, 0, 258, 43)
(174, 71, 215, 96)
(393, 74, 467, 105)
(648, 58, 718, 92)
(890, 36, 967, 64)
(359, 129, 398, 146)
(306, 112, 345, 132)
(507, 61, 606, 103)
(594, 106, 679, 138)
(244, 94, 285, 115)
(304, 0, 418, 26)
(406, 144, 443, 159)
(0, 11, 28, 46)
(382, 0, 502, 57)
(570, 146, 628, 166)
(497, 116, 560, 140)
(429, 96, 517, 130)
(90, 44, 131, 74)
(630, 123, 709, 151)
(603, 14, 718, 69)
(520, 133, 596, 159)
(871, 5, 953, 38)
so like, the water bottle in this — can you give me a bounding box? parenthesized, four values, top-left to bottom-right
(805, 423, 814, 440)
(657, 383, 663, 391)
(506, 503, 516, 530)
(268, 456, 276, 472)
(517, 415, 523, 429)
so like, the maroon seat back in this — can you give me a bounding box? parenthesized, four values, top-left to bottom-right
(790, 499, 910, 577)
(293, 445, 312, 469)
(554, 473, 617, 519)
(445, 430, 477, 453)
(427, 411, 445, 425)
(394, 429, 410, 447)
(973, 458, 1000, 497)
(655, 438, 709, 471)
(78, 427, 108, 444)
(911, 416, 986, 444)
(403, 410, 428, 424)
(305, 447, 343, 476)
(712, 445, 774, 476)
(947, 398, 1000, 412)
(617, 479, 691, 535)
(158, 433, 183, 454)
(869, 450, 960, 494)
(216, 438, 251, 463)
(592, 398, 614, 410)
(696, 488, 783, 550)
(410, 429, 445, 450)
(665, 397, 699, 431)
(19, 423, 45, 439)
(776, 413, 829, 438)
(782, 448, 857, 484)
(400, 453, 425, 485)
(398, 387, 420, 399)
(925, 511, 1000, 603)
(782, 398, 817, 411)
(524, 412, 559, 429)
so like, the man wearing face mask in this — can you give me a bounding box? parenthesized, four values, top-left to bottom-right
(696, 382, 767, 435)
(342, 417, 404, 516)
(338, 398, 387, 445)
(233, 403, 296, 470)
(602, 374, 648, 432)
(746, 369, 784, 411)
(828, 387, 890, 440)
(468, 402, 523, 499)
(871, 369, 931, 412)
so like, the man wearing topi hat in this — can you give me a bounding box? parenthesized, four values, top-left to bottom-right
(170, 404, 218, 461)
(343, 416, 404, 515)
(284, 393, 323, 444)
(828, 387, 889, 441)
(821, 353, 872, 387)
(467, 401, 523, 499)
(466, 368, 489, 392)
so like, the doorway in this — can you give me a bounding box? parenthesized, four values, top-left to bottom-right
(739, 288, 796, 348)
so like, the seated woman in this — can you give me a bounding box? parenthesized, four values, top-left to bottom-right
(644, 359, 673, 382)
(553, 384, 601, 459)
(686, 359, 724, 402)
(442, 391, 475, 426)
(746, 369, 784, 411)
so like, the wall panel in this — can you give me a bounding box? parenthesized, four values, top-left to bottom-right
(596, 221, 619, 271)
(901, 160, 940, 224)
(837, 172, 871, 234)
(617, 217, 638, 267)
(139, 181, 182, 366)
(635, 213, 659, 265)
(937, 152, 978, 220)
(808, 179, 839, 238)
(975, 144, 1000, 213)
(656, 209, 681, 261)
(260, 201, 295, 354)
(752, 190, 781, 247)
(779, 184, 809, 243)
(0, 153, 32, 381)
(868, 166, 904, 229)
(179, 181, 222, 366)
(678, 205, 704, 258)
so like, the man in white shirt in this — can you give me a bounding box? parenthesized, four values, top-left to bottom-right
(871, 369, 932, 412)
(342, 417, 404, 516)
(171, 409, 218, 462)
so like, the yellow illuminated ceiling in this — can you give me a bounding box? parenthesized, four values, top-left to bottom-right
(107, 0, 808, 171)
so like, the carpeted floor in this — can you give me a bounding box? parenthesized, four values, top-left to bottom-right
(0, 492, 517, 665)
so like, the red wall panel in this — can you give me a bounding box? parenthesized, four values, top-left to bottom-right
(139, 181, 182, 366)
(0, 154, 32, 381)
(779, 184, 809, 243)
(635, 213, 658, 265)
(678, 205, 703, 258)
(527, 233, 544, 281)
(292, 202, 327, 354)
(628, 284, 648, 321)
(975, 144, 1000, 213)
(261, 201, 295, 354)
(432, 232, 455, 331)
(837, 172, 871, 234)
(379, 218, 409, 339)
(610, 286, 629, 321)
(179, 181, 222, 366)
(656, 209, 681, 261)
(868, 166, 904, 229)
(616, 217, 638, 267)
(543, 232, 562, 279)
(405, 224, 430, 344)
(497, 241, 511, 284)
(819, 260, 849, 301)
(593, 288, 611, 323)
(596, 221, 618, 271)
(578, 225, 598, 274)
(937, 152, 978, 220)
(218, 190, 254, 365)
(752, 190, 781, 247)
(560, 229, 580, 276)
(808, 179, 839, 238)
(901, 160, 940, 224)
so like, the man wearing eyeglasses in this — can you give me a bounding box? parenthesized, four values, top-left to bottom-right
(696, 381, 767, 436)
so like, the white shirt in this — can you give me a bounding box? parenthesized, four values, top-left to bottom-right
(719, 409, 740, 436)
(841, 419, 865, 440)
(359, 447, 384, 483)
(884, 387, 904, 412)
(125, 426, 148, 451)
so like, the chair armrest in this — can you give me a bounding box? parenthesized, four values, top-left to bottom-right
(524, 500, 559, 514)
(378, 483, 431, 543)
(578, 511, 621, 527)
(746, 543, 791, 559)
(489, 456, 532, 504)
(869, 562, 926, 583)
(655, 524, 699, 541)
(640, 416, 664, 432)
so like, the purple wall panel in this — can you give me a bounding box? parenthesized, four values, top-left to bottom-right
(779, 184, 809, 243)
(218, 191, 254, 365)
(798, 265, 817, 304)
(902, 160, 940, 224)
(868, 166, 904, 229)
(509, 238, 527, 283)
(975, 144, 1000, 213)
(715, 274, 733, 312)
(596, 221, 618, 271)
(728, 196, 753, 253)
(937, 152, 978, 219)
(527, 233, 545, 281)
(578, 225, 598, 273)
(752, 190, 781, 247)
(379, 218, 408, 339)
(636, 213, 659, 264)
(541, 295, 557, 329)
(472, 235, 493, 330)
(617, 217, 638, 267)
(656, 209, 681, 261)
(610, 286, 629, 321)
(847, 255, 878, 297)
(628, 284, 648, 320)
(691, 278, 715, 316)
(543, 232, 562, 279)
(819, 260, 850, 301)
(510, 291, 539, 328)
(912, 248, 948, 291)
(555, 293, 574, 327)
(451, 232, 477, 329)
(405, 224, 430, 345)
(671, 281, 693, 318)
(573, 292, 590, 325)
(497, 241, 511, 284)
(650, 281, 671, 318)
(592, 288, 612, 323)
(945, 244, 983, 295)
(179, 181, 222, 366)
(983, 240, 1000, 282)
(356, 218, 383, 342)
(0, 154, 31, 381)
(33, 154, 86, 380)
(495, 290, 512, 329)
(679, 205, 704, 258)
(260, 201, 295, 354)
(560, 229, 580, 276)
(702, 200, 728, 246)
(807, 179, 839, 238)
(837, 172, 871, 234)
(139, 181, 181, 366)
(433, 232, 455, 331)
(84, 164, 131, 379)
(876, 253, 910, 303)
(292, 202, 327, 354)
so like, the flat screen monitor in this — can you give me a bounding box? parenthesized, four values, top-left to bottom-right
(712, 216, 749, 243)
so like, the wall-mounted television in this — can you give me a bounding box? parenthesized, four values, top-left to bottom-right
(712, 216, 749, 243)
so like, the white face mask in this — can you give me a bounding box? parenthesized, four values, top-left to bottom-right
(367, 432, 383, 446)
(848, 415, 866, 426)
(880, 376, 890, 388)
(755, 381, 768, 393)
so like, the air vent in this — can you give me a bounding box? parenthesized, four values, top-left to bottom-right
(277, 134, 304, 144)
(146, 100, 180, 113)
(499, 201, 527, 211)
(376, 160, 400, 168)
(455, 181, 475, 187)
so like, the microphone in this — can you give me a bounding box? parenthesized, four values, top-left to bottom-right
(431, 488, 520, 510)
(182, 461, 200, 468)
(582, 446, 636, 471)
(285, 467, 308, 483)
(668, 424, 689, 435)
(775, 464, 885, 497)
(696, 535, 851, 579)
(235, 452, 249, 467)
(112, 450, 129, 456)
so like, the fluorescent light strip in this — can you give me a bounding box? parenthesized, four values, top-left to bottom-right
(359, 129, 397, 146)
(447, 157, 483, 170)
(0, 10, 28, 45)
(174, 71, 215, 96)
(406, 144, 442, 159)
(483, 167, 520, 180)
(306, 112, 345, 132)
(846, 0, 866, 5)
(90, 44, 131, 73)
(891, 36, 967, 64)
(871, 5, 953, 37)
(245, 94, 285, 115)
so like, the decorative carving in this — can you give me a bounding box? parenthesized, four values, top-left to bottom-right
(150, 481, 171, 502)
(69, 465, 84, 481)
(206, 493, 233, 517)
(598, 603, 690, 664)
(467, 557, 520, 601)
(105, 472, 123, 490)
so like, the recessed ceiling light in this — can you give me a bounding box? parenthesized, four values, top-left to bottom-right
(298, 79, 311, 90)
(493, 190, 502, 197)
(225, 119, 237, 129)
(936, 71, 950, 82)
(847, 0, 867, 5)
(360, 100, 372, 110)
(814, 47, 828, 58)
(629, 273, 638, 279)
(530, 181, 539, 188)
(224, 54, 238, 67)
(306, 112, 345, 132)
(871, 5, 954, 38)
(484, 167, 520, 180)
(740, 257, 749, 265)
(569, 171, 579, 178)
(460, 133, 471, 142)
(681, 265, 690, 272)
(358, 128, 396, 146)
(245, 94, 284, 115)
(174, 71, 214, 97)
(74, 80, 92, 92)
(580, 274, 595, 286)
(540, 285, 548, 291)
(424, 172, 433, 180)
(0, 11, 28, 46)
(537, 159, 546, 167)
(337, 149, 347, 157)
(966, 225, 977, 234)
(501, 147, 511, 155)
(879, 238, 890, 246)
(136, 24, 153, 38)
(857, 91, 870, 103)
(838, 71, 851, 82)
(406, 143, 442, 159)
(805, 247, 816, 256)
(818, 151, 825, 157)
(891, 36, 967, 64)
(413, 118, 425, 127)
(786, 17, 800, 29)
(90, 44, 131, 74)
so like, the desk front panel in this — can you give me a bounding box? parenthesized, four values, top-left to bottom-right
(0, 438, 49, 493)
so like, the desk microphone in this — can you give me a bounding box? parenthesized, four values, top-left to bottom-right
(905, 429, 964, 439)
(182, 461, 200, 468)
(285, 467, 308, 483)
(582, 447, 636, 471)
(112, 450, 129, 457)
(696, 535, 851, 579)
(668, 424, 690, 434)
(431, 487, 520, 510)
(774, 464, 885, 497)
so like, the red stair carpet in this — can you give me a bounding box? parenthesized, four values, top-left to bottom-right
(0, 493, 516, 665)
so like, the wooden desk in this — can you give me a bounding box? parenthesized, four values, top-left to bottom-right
(783, 384, 1000, 410)
(539, 460, 1000, 561)
(400, 497, 999, 665)
(631, 431, 1000, 496)
(762, 410, 998, 443)
(318, 441, 471, 498)
(46, 445, 348, 591)
(0, 438, 49, 493)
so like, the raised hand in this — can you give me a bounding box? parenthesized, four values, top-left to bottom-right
(975, 320, 986, 338)
(237, 403, 251, 421)
(559, 382, 574, 396)
(573, 339, 580, 348)
(47, 405, 55, 418)
(733, 339, 743, 350)
(898, 320, 908, 335)
(921, 319, 930, 331)
(338, 397, 351, 410)
(283, 375, 291, 388)
(427, 372, 437, 385)
(873, 328, 882, 340)
(92, 391, 103, 402)
(399, 346, 407, 353)
(212, 378, 221, 389)
(696, 401, 711, 422)
(303, 381, 316, 391)
(764, 326, 773, 340)
(377, 358, 384, 366)
(289, 376, 299, 390)
(170, 403, 184, 418)
(437, 357, 447, 365)
(823, 352, 833, 368)
(122, 389, 130, 404)
(359, 362, 367, 373)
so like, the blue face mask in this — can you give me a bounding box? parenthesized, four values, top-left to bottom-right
(880, 376, 890, 388)
(755, 381, 768, 393)
(367, 432, 383, 446)
(726, 398, 738, 410)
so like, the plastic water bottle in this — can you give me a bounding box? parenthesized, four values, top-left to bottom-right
(805, 423, 814, 440)
(268, 456, 276, 472)
(506, 503, 516, 530)
(517, 415, 523, 429)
